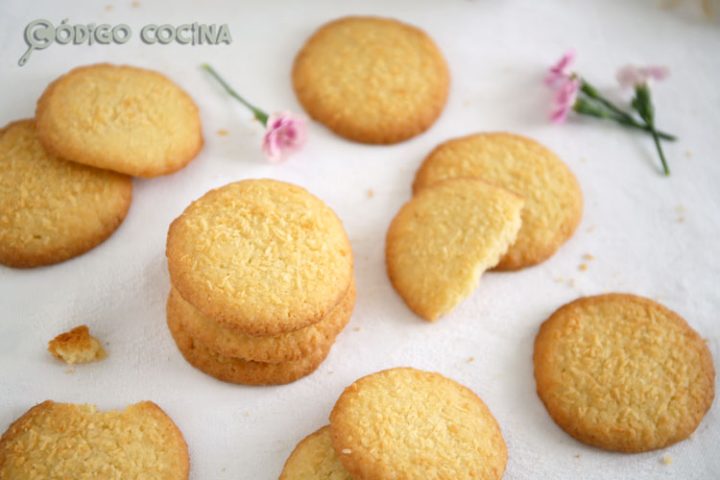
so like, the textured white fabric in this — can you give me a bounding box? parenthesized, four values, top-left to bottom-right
(0, 0, 718, 478)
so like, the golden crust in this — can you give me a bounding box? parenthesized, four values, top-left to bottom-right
(329, 367, 507, 480)
(168, 278, 355, 363)
(413, 132, 583, 270)
(534, 293, 715, 453)
(386, 178, 523, 321)
(279, 426, 353, 480)
(47, 325, 107, 365)
(0, 400, 189, 479)
(166, 179, 354, 336)
(167, 304, 333, 386)
(0, 119, 132, 268)
(292, 16, 450, 144)
(36, 63, 203, 177)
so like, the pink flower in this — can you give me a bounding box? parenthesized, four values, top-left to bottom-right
(546, 50, 576, 88)
(617, 65, 670, 88)
(550, 77, 580, 124)
(262, 112, 307, 163)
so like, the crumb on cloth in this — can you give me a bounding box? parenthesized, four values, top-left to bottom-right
(48, 325, 107, 365)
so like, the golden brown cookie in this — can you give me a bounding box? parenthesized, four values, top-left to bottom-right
(413, 132, 583, 270)
(293, 16, 450, 144)
(47, 325, 106, 364)
(0, 400, 189, 479)
(330, 367, 507, 480)
(534, 293, 715, 453)
(280, 426, 353, 480)
(166, 179, 354, 336)
(386, 178, 523, 321)
(167, 306, 333, 386)
(168, 278, 355, 363)
(0, 119, 132, 268)
(36, 63, 203, 177)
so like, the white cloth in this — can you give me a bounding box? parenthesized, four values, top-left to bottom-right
(0, 0, 718, 478)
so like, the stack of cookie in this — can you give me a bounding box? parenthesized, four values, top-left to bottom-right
(165, 179, 355, 386)
(386, 132, 583, 321)
(0, 63, 202, 268)
(280, 367, 507, 479)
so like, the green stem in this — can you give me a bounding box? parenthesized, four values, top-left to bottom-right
(616, 117, 676, 141)
(650, 126, 670, 176)
(633, 84, 670, 176)
(201, 64, 269, 125)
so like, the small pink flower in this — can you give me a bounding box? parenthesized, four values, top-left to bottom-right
(617, 65, 669, 88)
(546, 50, 576, 88)
(262, 112, 307, 163)
(550, 77, 580, 124)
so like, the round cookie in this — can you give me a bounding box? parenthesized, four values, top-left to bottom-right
(534, 293, 715, 453)
(167, 307, 333, 385)
(0, 119, 132, 268)
(280, 426, 353, 480)
(386, 178, 523, 321)
(413, 132, 583, 270)
(36, 63, 203, 177)
(168, 278, 355, 363)
(293, 16, 450, 144)
(166, 179, 354, 336)
(330, 367, 507, 480)
(0, 400, 189, 479)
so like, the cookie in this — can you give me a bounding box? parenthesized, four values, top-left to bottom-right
(167, 307, 333, 385)
(413, 132, 583, 270)
(0, 119, 132, 268)
(167, 179, 354, 336)
(36, 63, 203, 177)
(48, 325, 106, 364)
(330, 367, 507, 480)
(386, 178, 523, 321)
(280, 426, 353, 480)
(168, 278, 355, 363)
(0, 400, 189, 479)
(292, 16, 450, 144)
(534, 293, 715, 453)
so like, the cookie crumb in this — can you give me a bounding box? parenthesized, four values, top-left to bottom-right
(217, 129, 229, 137)
(585, 225, 596, 233)
(466, 356, 475, 363)
(366, 188, 375, 198)
(661, 454, 672, 465)
(341, 448, 352, 455)
(131, 0, 140, 7)
(104, 5, 114, 11)
(578, 263, 588, 272)
(48, 325, 107, 365)
(685, 150, 692, 159)
(566, 278, 575, 288)
(352, 327, 361, 332)
(582, 253, 594, 261)
(574, 453, 581, 459)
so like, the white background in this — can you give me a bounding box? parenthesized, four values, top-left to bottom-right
(1, 1, 719, 478)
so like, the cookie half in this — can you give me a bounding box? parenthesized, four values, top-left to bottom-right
(330, 367, 507, 480)
(534, 293, 715, 452)
(167, 179, 354, 336)
(293, 16, 450, 144)
(168, 278, 355, 363)
(0, 400, 189, 479)
(386, 178, 523, 320)
(413, 133, 583, 270)
(36, 63, 203, 177)
(0, 119, 132, 268)
(167, 307, 333, 385)
(280, 426, 353, 480)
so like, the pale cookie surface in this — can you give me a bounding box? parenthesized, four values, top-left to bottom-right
(0, 400, 189, 479)
(413, 132, 583, 270)
(167, 307, 333, 385)
(293, 16, 449, 144)
(330, 367, 507, 480)
(0, 120, 132, 268)
(169, 278, 355, 363)
(167, 179, 353, 336)
(280, 426, 353, 480)
(534, 293, 715, 453)
(36, 63, 203, 177)
(386, 178, 523, 321)
(47, 325, 106, 364)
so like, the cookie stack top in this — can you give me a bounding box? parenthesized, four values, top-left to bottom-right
(166, 179, 354, 336)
